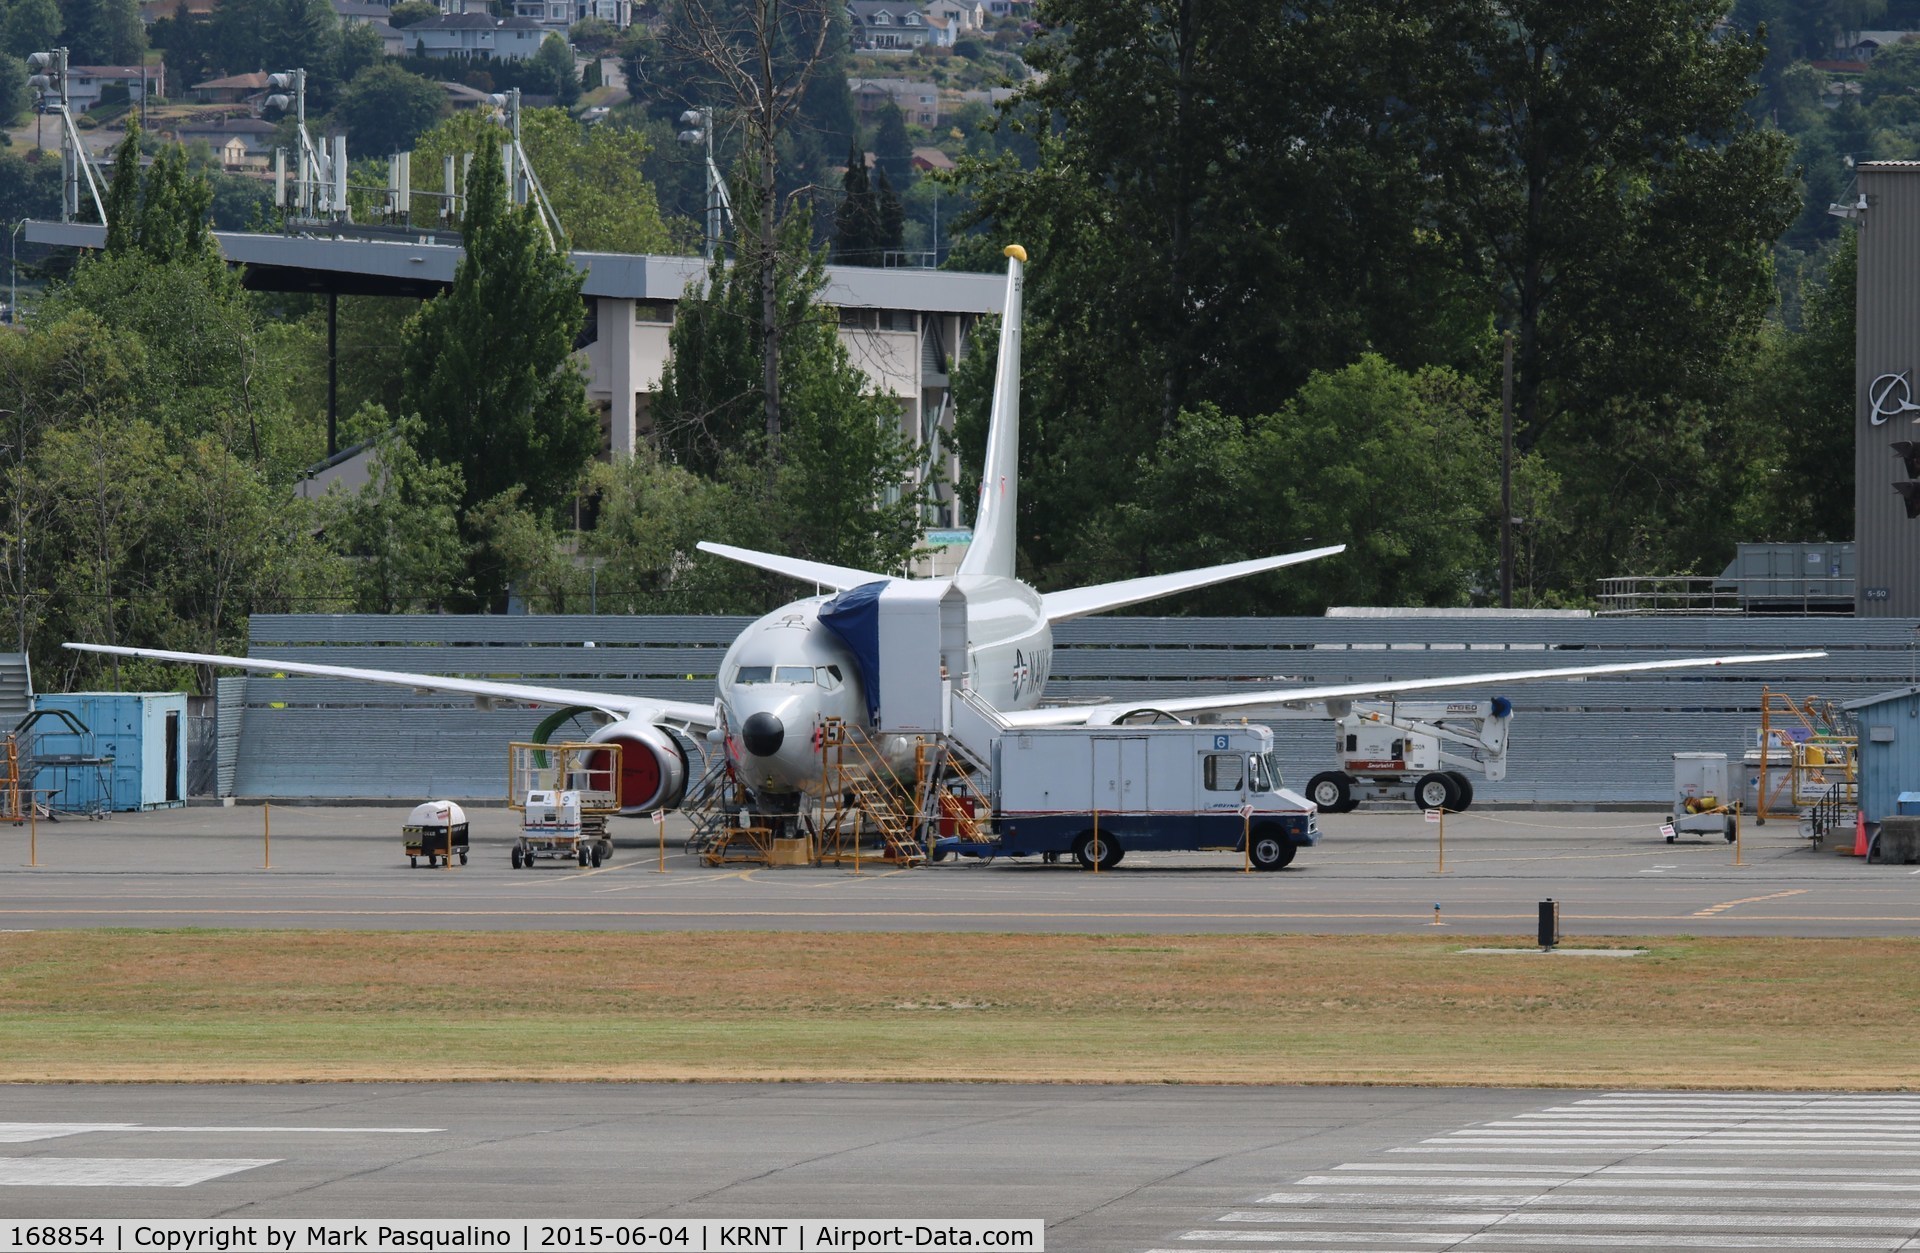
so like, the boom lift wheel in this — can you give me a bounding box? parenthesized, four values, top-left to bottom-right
(1443, 771, 1474, 811)
(590, 845, 604, 868)
(577, 846, 590, 867)
(511, 847, 523, 868)
(1248, 830, 1296, 871)
(1072, 831, 1121, 871)
(1415, 773, 1456, 811)
(1306, 771, 1352, 814)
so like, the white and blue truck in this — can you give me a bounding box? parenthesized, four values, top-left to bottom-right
(937, 723, 1319, 870)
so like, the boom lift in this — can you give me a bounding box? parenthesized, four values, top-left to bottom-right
(1295, 697, 1512, 813)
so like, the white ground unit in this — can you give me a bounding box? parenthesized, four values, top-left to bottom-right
(1281, 697, 1513, 813)
(1668, 750, 1738, 842)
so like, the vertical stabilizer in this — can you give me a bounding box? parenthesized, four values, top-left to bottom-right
(957, 245, 1025, 578)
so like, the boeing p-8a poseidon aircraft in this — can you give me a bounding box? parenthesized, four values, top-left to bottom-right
(68, 246, 1823, 821)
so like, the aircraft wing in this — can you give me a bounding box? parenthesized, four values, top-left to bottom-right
(696, 542, 897, 591)
(997, 650, 1827, 728)
(1041, 545, 1347, 623)
(62, 643, 718, 728)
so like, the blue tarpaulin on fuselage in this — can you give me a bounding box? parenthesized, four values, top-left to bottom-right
(818, 580, 889, 724)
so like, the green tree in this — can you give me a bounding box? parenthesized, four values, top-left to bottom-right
(1, 0, 61, 58)
(386, 0, 436, 25)
(59, 0, 143, 63)
(410, 108, 672, 252)
(532, 31, 580, 105)
(0, 46, 29, 124)
(569, 16, 617, 53)
(398, 137, 597, 608)
(334, 63, 449, 157)
(653, 208, 921, 585)
(338, 18, 383, 81)
(833, 140, 878, 263)
(871, 100, 910, 186)
(1417, 0, 1797, 583)
(318, 415, 468, 612)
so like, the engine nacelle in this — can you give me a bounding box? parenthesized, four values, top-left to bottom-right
(588, 718, 690, 816)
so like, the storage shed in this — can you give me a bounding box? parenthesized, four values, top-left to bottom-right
(31, 692, 188, 812)
(1842, 684, 1920, 826)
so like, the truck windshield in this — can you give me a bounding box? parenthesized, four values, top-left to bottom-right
(1248, 755, 1272, 793)
(1262, 751, 1284, 792)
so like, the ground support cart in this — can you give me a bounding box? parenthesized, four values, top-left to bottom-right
(507, 741, 623, 870)
(403, 800, 470, 867)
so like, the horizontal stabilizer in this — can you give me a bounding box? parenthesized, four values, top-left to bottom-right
(696, 542, 895, 592)
(1041, 544, 1347, 623)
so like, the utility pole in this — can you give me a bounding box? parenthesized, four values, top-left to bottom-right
(1500, 328, 1514, 610)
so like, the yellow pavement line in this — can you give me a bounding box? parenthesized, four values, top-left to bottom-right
(1691, 889, 1811, 918)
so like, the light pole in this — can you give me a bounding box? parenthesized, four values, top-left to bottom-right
(8, 219, 24, 326)
(677, 108, 726, 261)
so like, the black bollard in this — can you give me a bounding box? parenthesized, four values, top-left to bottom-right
(1538, 898, 1560, 951)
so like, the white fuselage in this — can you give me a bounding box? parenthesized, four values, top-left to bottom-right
(714, 574, 1051, 799)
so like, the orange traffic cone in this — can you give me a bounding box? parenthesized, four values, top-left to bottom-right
(1854, 810, 1870, 858)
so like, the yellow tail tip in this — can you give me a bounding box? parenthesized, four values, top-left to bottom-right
(1004, 244, 1028, 263)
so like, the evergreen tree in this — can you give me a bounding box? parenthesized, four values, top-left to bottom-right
(872, 101, 911, 187)
(398, 137, 597, 609)
(60, 0, 143, 64)
(833, 139, 877, 263)
(873, 165, 903, 258)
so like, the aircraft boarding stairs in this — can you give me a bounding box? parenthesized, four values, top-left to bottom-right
(818, 683, 1006, 866)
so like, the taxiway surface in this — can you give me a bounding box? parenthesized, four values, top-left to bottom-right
(0, 805, 1906, 937)
(7, 1084, 1920, 1251)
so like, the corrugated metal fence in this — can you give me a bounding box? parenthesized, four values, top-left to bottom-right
(221, 614, 1916, 804)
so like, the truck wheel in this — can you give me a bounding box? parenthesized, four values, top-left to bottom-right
(1249, 831, 1296, 871)
(1072, 831, 1120, 871)
(1416, 773, 1455, 811)
(577, 846, 590, 867)
(590, 846, 604, 868)
(1306, 771, 1352, 813)
(1444, 772, 1474, 811)
(410, 856, 418, 868)
(511, 848, 522, 868)
(459, 851, 468, 866)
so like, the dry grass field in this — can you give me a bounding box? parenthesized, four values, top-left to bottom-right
(2, 930, 1914, 1087)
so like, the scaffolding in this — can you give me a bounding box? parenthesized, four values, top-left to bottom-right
(1755, 687, 1858, 829)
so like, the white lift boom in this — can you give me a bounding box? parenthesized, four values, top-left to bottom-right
(1283, 696, 1513, 813)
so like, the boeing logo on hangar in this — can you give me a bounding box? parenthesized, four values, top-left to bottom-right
(1869, 370, 1920, 425)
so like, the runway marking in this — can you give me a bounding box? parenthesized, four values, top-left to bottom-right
(0, 1123, 135, 1142)
(1692, 889, 1808, 917)
(1172, 1233, 1906, 1246)
(0, 1122, 442, 1138)
(1155, 1092, 1920, 1253)
(15, 907, 1918, 924)
(0, 1158, 279, 1187)
(1220, 1210, 1920, 1229)
(1300, 1176, 1920, 1191)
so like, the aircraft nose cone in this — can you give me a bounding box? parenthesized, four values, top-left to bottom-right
(741, 712, 785, 758)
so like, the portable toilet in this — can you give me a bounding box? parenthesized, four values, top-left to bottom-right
(1844, 685, 1920, 827)
(30, 692, 189, 812)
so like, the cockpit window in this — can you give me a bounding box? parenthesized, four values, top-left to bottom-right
(735, 666, 773, 684)
(775, 666, 815, 683)
(819, 665, 843, 690)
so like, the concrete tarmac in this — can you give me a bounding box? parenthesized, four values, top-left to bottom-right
(0, 803, 1909, 937)
(7, 1084, 1920, 1251)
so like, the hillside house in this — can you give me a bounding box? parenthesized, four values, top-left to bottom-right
(405, 13, 547, 60)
